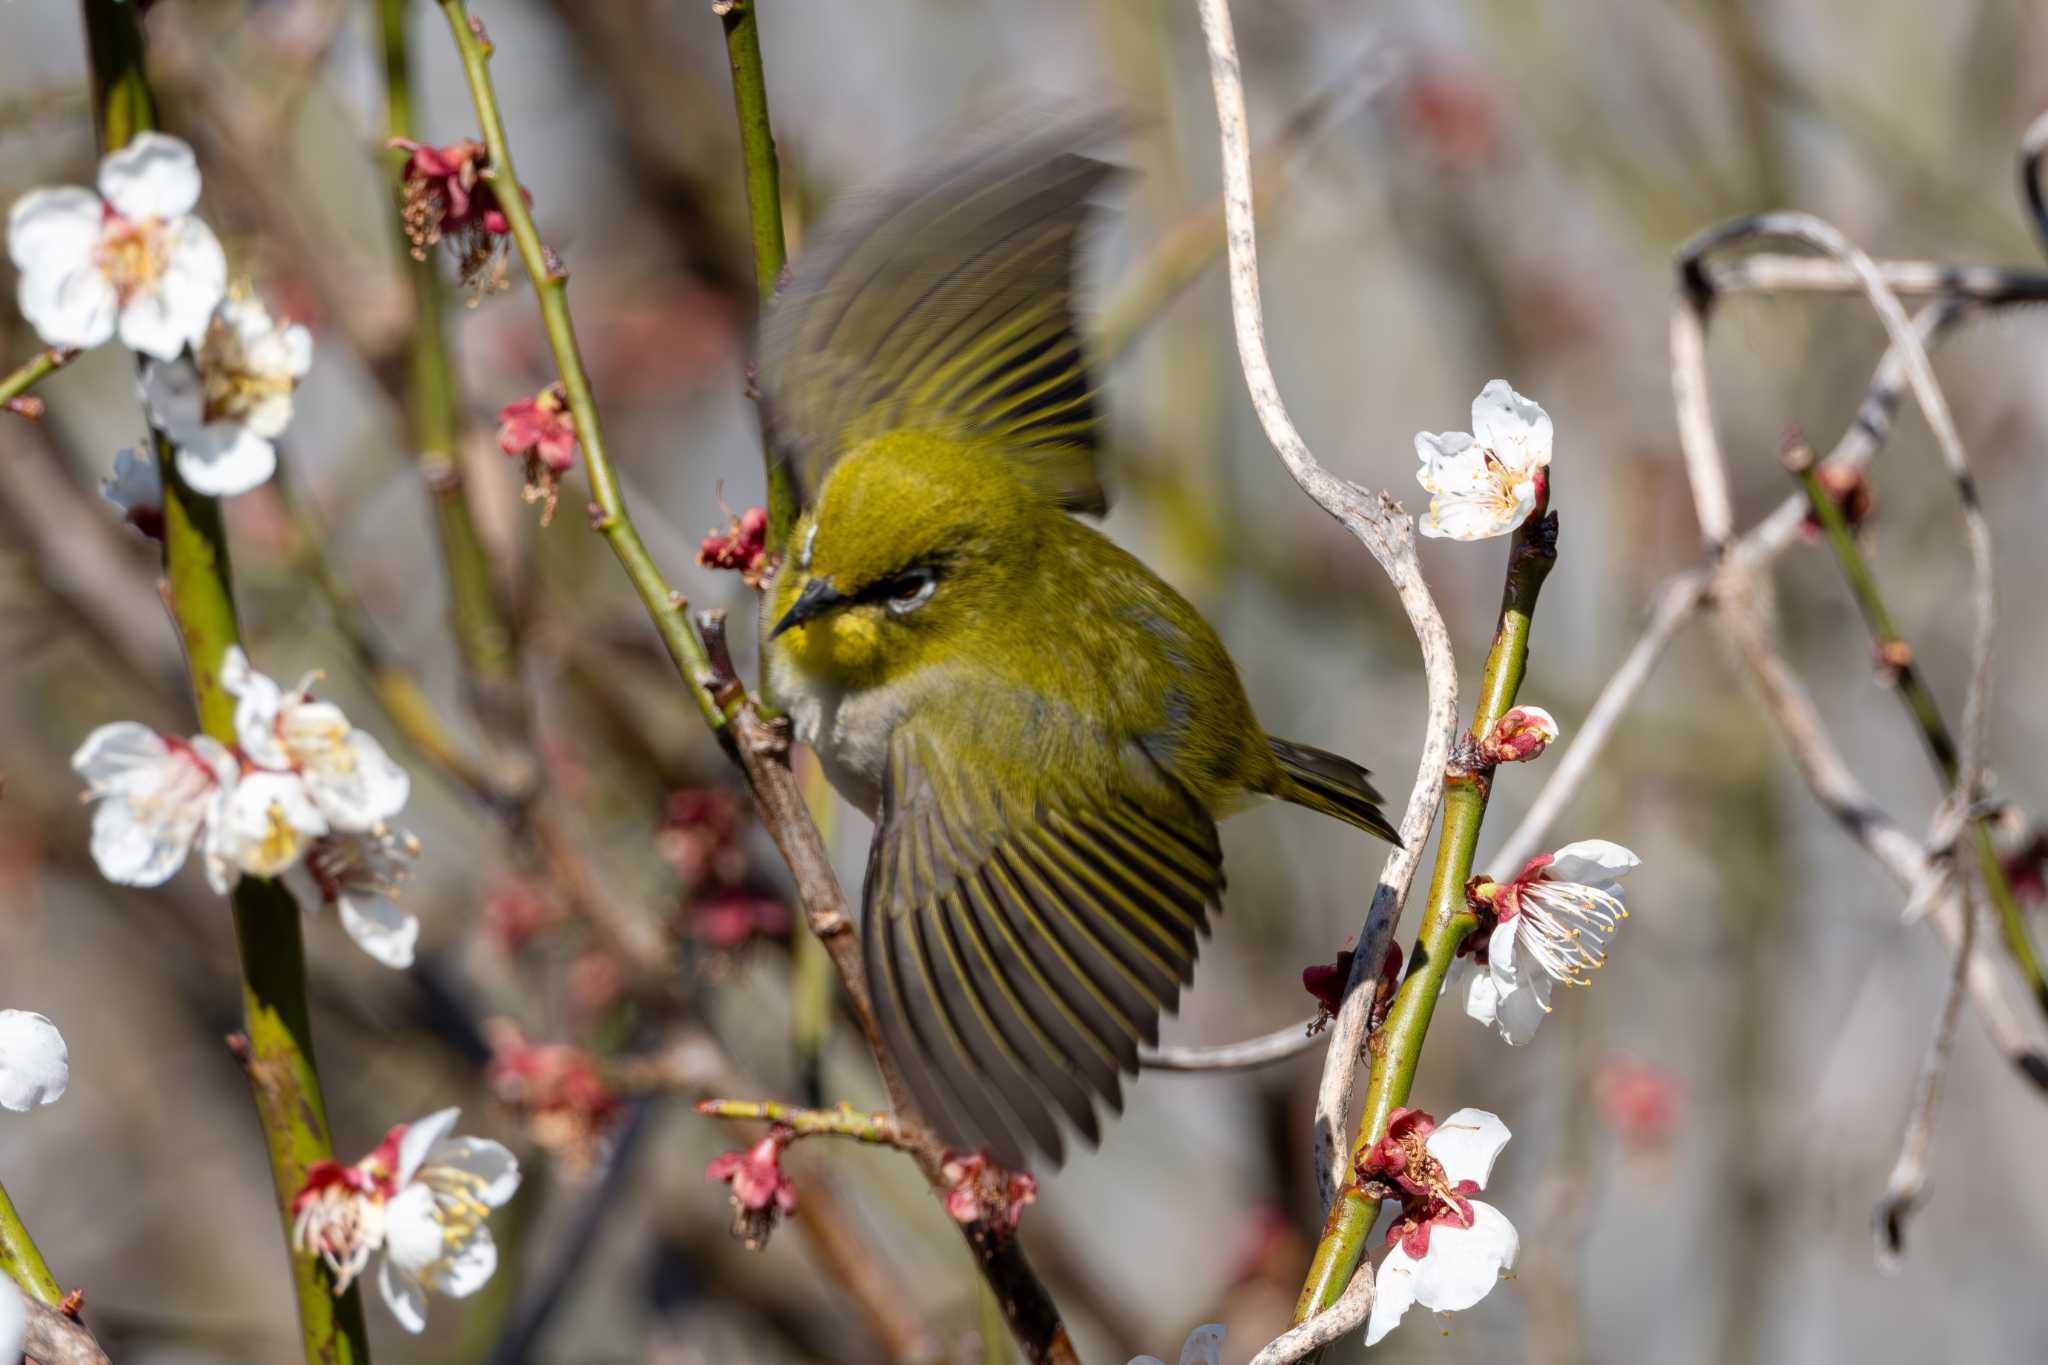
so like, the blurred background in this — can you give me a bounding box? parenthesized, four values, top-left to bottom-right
(4, 0, 2048, 1361)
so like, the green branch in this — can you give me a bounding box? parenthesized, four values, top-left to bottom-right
(1788, 444, 2048, 1012)
(0, 347, 76, 413)
(715, 0, 797, 551)
(696, 1098, 906, 1147)
(0, 1177, 62, 1307)
(1293, 497, 1559, 1333)
(80, 5, 370, 1359)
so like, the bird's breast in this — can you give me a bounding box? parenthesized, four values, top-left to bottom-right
(765, 646, 903, 815)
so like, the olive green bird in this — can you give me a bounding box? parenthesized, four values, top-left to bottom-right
(755, 123, 1398, 1168)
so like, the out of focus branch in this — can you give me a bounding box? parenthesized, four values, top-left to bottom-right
(432, 9, 1077, 1358)
(1665, 212, 2048, 1096)
(0, 346, 76, 416)
(0, 1177, 62, 1306)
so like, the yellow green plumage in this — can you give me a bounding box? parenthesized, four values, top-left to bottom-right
(756, 122, 1395, 1166)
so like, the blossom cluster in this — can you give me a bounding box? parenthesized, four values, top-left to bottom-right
(290, 1108, 520, 1333)
(7, 134, 310, 498)
(71, 647, 421, 968)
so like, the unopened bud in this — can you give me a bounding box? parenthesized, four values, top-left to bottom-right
(1481, 705, 1558, 764)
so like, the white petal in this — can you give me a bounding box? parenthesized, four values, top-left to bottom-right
(0, 1011, 69, 1111)
(428, 1224, 497, 1298)
(71, 721, 168, 786)
(396, 1107, 461, 1185)
(1405, 1201, 1518, 1314)
(1463, 963, 1503, 1028)
(1413, 429, 1477, 481)
(1422, 482, 1536, 542)
(1546, 839, 1640, 892)
(309, 731, 410, 830)
(279, 322, 314, 378)
(140, 357, 207, 439)
(227, 654, 291, 769)
(1427, 1109, 1511, 1190)
(89, 780, 204, 886)
(1363, 1243, 1421, 1346)
(383, 1182, 446, 1275)
(1469, 379, 1552, 473)
(175, 423, 276, 497)
(101, 446, 164, 520)
(376, 1255, 430, 1334)
(1176, 1324, 1225, 1365)
(428, 1137, 520, 1206)
(1478, 923, 1550, 1044)
(16, 251, 118, 353)
(155, 217, 227, 341)
(219, 771, 327, 877)
(98, 132, 203, 221)
(7, 186, 102, 274)
(337, 892, 419, 970)
(0, 1279, 22, 1365)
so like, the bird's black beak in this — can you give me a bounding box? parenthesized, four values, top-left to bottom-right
(770, 576, 846, 639)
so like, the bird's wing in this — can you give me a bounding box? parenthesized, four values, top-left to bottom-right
(757, 116, 1116, 516)
(864, 713, 1223, 1168)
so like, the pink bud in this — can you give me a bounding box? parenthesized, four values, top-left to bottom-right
(1481, 705, 1559, 765)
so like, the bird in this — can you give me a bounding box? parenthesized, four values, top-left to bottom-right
(753, 119, 1399, 1169)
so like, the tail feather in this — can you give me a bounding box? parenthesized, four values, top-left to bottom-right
(1268, 737, 1402, 845)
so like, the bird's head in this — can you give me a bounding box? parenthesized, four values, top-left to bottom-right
(767, 430, 1049, 685)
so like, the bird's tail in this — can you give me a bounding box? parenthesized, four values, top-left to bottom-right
(1268, 736, 1402, 845)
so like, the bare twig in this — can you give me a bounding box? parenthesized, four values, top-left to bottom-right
(23, 1298, 112, 1365)
(1140, 1020, 1325, 1071)
(1195, 0, 1460, 1213)
(1245, 1265, 1374, 1365)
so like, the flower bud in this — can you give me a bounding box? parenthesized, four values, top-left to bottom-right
(1481, 705, 1558, 764)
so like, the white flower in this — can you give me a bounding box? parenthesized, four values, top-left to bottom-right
(221, 646, 409, 832)
(377, 1108, 520, 1333)
(6, 132, 227, 360)
(141, 295, 312, 496)
(1129, 1324, 1224, 1365)
(1465, 839, 1638, 1045)
(101, 446, 164, 538)
(1364, 1108, 1518, 1346)
(293, 1108, 519, 1321)
(305, 829, 422, 970)
(1415, 379, 1552, 541)
(0, 1278, 21, 1365)
(0, 1011, 68, 1112)
(216, 769, 328, 879)
(71, 721, 239, 892)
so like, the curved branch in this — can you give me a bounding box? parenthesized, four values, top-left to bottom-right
(1140, 1020, 1325, 1072)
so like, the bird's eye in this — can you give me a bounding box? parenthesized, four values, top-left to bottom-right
(884, 568, 937, 615)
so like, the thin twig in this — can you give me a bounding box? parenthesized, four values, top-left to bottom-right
(1194, 0, 1460, 1217)
(0, 346, 77, 416)
(22, 1298, 112, 1365)
(1245, 1265, 1375, 1365)
(1140, 1020, 1325, 1071)
(0, 1176, 62, 1306)
(696, 1099, 910, 1148)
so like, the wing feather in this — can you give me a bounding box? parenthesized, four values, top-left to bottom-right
(863, 722, 1224, 1164)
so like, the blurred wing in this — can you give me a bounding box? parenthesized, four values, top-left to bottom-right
(757, 117, 1117, 516)
(864, 720, 1223, 1167)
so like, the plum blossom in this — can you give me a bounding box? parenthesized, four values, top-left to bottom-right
(391, 137, 526, 294)
(1465, 840, 1638, 1045)
(71, 721, 239, 892)
(496, 382, 577, 525)
(1129, 1323, 1225, 1365)
(486, 1019, 624, 1176)
(706, 1130, 798, 1250)
(216, 769, 328, 880)
(1360, 1107, 1518, 1346)
(1415, 379, 1552, 541)
(0, 1010, 69, 1113)
(697, 504, 771, 589)
(291, 1107, 519, 1331)
(100, 446, 164, 540)
(222, 646, 409, 832)
(304, 828, 422, 969)
(940, 1151, 1037, 1231)
(7, 132, 227, 359)
(1480, 705, 1558, 765)
(141, 295, 312, 496)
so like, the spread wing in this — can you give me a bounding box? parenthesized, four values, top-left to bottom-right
(864, 717, 1223, 1168)
(756, 116, 1117, 517)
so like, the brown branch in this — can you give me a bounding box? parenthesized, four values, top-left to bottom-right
(23, 1297, 112, 1365)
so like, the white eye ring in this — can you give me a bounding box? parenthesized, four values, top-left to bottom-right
(886, 570, 937, 615)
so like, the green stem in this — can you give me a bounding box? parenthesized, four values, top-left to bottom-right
(435, 0, 728, 736)
(377, 0, 533, 774)
(81, 7, 370, 1360)
(0, 1178, 63, 1307)
(1791, 457, 2048, 1012)
(696, 1098, 903, 1146)
(714, 0, 798, 551)
(0, 347, 75, 411)
(1293, 497, 1559, 1331)
(792, 754, 837, 1105)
